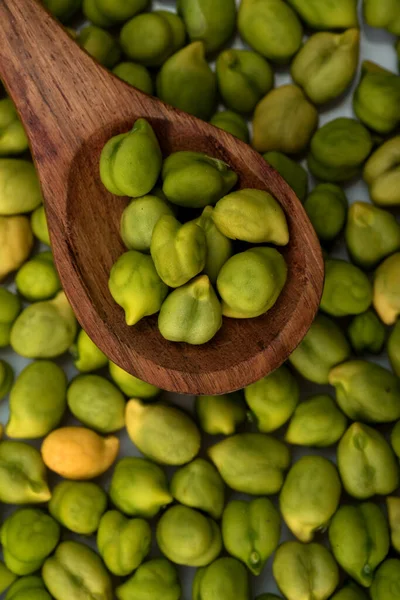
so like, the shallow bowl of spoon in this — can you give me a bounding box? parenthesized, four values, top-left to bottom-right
(0, 0, 324, 394)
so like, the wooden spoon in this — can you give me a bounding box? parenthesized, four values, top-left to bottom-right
(0, 0, 324, 395)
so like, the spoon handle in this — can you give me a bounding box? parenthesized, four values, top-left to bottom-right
(0, 0, 124, 160)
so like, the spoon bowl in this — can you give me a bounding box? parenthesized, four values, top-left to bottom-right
(0, 0, 324, 394)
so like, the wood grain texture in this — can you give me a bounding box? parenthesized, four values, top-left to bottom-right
(0, 0, 324, 395)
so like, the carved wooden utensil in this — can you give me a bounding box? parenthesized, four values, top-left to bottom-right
(0, 0, 324, 395)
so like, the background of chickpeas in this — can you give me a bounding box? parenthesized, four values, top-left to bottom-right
(1, 0, 400, 598)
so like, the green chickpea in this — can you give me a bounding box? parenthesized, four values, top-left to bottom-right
(0, 288, 21, 347)
(15, 251, 61, 301)
(253, 85, 318, 154)
(193, 557, 250, 600)
(0, 99, 28, 156)
(238, 0, 303, 63)
(320, 259, 372, 317)
(308, 118, 373, 182)
(364, 0, 400, 35)
(289, 314, 350, 384)
(156, 505, 222, 567)
(10, 291, 77, 358)
(78, 25, 121, 68)
(287, 0, 358, 29)
(337, 422, 399, 498)
(0, 440, 51, 504)
(31, 205, 50, 246)
(150, 215, 207, 287)
(210, 110, 249, 143)
(195, 392, 247, 435)
(222, 498, 281, 575)
(120, 11, 185, 67)
(285, 394, 347, 448)
(0, 359, 13, 401)
(112, 62, 153, 95)
(67, 374, 125, 433)
(70, 329, 108, 373)
(216, 49, 274, 114)
(373, 252, 400, 325)
(6, 360, 67, 439)
(347, 310, 386, 354)
(208, 432, 290, 495)
(0, 215, 33, 280)
(158, 276, 222, 345)
(177, 0, 236, 54)
(43, 0, 82, 22)
(194, 206, 233, 284)
(291, 29, 360, 105)
(387, 496, 400, 553)
(353, 61, 400, 135)
(162, 150, 237, 209)
(83, 0, 148, 27)
(1, 508, 60, 575)
(329, 502, 390, 587)
(217, 247, 288, 319)
(116, 558, 180, 600)
(109, 360, 160, 399)
(370, 559, 400, 600)
(273, 541, 339, 600)
(97, 510, 151, 577)
(264, 152, 308, 203)
(100, 119, 162, 198)
(391, 420, 400, 458)
(346, 201, 400, 268)
(388, 320, 400, 377)
(49, 480, 107, 534)
(42, 541, 112, 600)
(329, 360, 400, 423)
(363, 136, 400, 207)
(108, 250, 168, 326)
(330, 583, 369, 600)
(0, 562, 16, 596)
(156, 42, 217, 120)
(170, 458, 225, 519)
(244, 365, 299, 433)
(280, 456, 341, 542)
(5, 576, 51, 600)
(213, 189, 289, 245)
(126, 398, 201, 465)
(120, 194, 174, 253)
(304, 183, 348, 243)
(110, 457, 173, 518)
